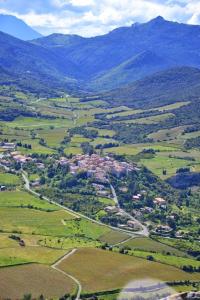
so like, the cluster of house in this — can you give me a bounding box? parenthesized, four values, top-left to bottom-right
(11, 152, 33, 164)
(92, 183, 111, 197)
(0, 142, 16, 151)
(59, 154, 135, 182)
(104, 205, 141, 231)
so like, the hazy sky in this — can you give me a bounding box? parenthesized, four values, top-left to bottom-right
(0, 0, 200, 36)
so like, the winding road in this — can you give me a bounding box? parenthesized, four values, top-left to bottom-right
(22, 172, 144, 236)
(110, 184, 149, 237)
(20, 171, 149, 299)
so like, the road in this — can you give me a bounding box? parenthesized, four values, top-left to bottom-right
(21, 172, 148, 299)
(22, 172, 140, 236)
(52, 249, 82, 300)
(110, 184, 149, 237)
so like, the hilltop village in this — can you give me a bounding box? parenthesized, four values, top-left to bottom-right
(0, 142, 183, 237)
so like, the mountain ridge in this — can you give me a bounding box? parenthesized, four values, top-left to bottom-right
(0, 14, 42, 40)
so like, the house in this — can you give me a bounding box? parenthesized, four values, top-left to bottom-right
(36, 163, 45, 169)
(0, 142, 16, 151)
(140, 207, 154, 214)
(154, 197, 166, 206)
(155, 225, 172, 234)
(0, 185, 6, 191)
(127, 220, 140, 230)
(119, 187, 128, 193)
(132, 195, 140, 201)
(31, 180, 40, 187)
(105, 206, 119, 214)
(97, 190, 109, 196)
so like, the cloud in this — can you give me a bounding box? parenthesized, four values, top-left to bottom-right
(0, 0, 200, 36)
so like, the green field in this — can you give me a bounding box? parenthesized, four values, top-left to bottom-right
(122, 113, 174, 124)
(0, 191, 59, 211)
(0, 116, 73, 129)
(0, 172, 21, 185)
(58, 248, 200, 293)
(140, 153, 198, 179)
(123, 238, 186, 256)
(132, 250, 200, 269)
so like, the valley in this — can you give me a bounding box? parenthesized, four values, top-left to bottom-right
(0, 13, 200, 300)
(0, 88, 200, 299)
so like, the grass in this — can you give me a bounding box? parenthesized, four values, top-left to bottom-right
(148, 126, 186, 142)
(105, 143, 179, 156)
(58, 248, 200, 293)
(155, 237, 200, 253)
(132, 250, 200, 269)
(98, 197, 115, 206)
(70, 135, 91, 145)
(140, 154, 197, 179)
(38, 127, 69, 147)
(86, 127, 116, 138)
(18, 139, 55, 155)
(39, 236, 100, 250)
(123, 238, 186, 256)
(0, 172, 21, 185)
(64, 146, 82, 155)
(122, 113, 174, 125)
(0, 207, 75, 236)
(0, 205, 111, 239)
(0, 191, 59, 211)
(0, 263, 75, 299)
(99, 231, 130, 245)
(0, 246, 66, 266)
(0, 116, 73, 129)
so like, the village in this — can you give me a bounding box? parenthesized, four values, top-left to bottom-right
(58, 153, 136, 182)
(0, 142, 177, 236)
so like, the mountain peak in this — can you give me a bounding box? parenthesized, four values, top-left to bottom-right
(149, 16, 166, 23)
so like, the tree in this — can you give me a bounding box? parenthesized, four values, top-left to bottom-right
(39, 176, 46, 185)
(23, 294, 32, 300)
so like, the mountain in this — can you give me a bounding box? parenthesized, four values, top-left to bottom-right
(33, 16, 200, 90)
(101, 67, 200, 108)
(0, 31, 79, 94)
(0, 14, 42, 40)
(90, 50, 170, 91)
(2, 16, 200, 95)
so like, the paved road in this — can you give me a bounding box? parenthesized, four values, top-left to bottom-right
(22, 172, 148, 299)
(22, 172, 139, 236)
(110, 184, 149, 237)
(52, 249, 82, 300)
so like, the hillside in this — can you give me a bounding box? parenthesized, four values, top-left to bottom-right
(101, 67, 200, 108)
(0, 14, 42, 40)
(33, 16, 200, 90)
(0, 31, 79, 94)
(2, 16, 200, 95)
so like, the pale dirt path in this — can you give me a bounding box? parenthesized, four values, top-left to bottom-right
(52, 249, 82, 300)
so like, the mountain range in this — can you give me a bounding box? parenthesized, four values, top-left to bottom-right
(1, 15, 200, 102)
(0, 14, 42, 40)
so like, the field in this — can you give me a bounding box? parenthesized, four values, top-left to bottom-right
(122, 113, 174, 124)
(0, 263, 75, 299)
(123, 237, 186, 256)
(0, 243, 66, 266)
(1, 93, 200, 298)
(0, 171, 21, 185)
(0, 190, 59, 211)
(57, 248, 200, 293)
(99, 231, 130, 244)
(132, 250, 200, 269)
